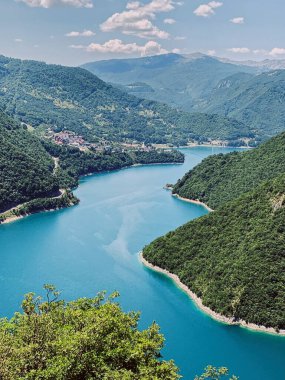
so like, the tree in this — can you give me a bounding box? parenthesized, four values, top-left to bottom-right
(0, 286, 180, 380)
(195, 366, 238, 380)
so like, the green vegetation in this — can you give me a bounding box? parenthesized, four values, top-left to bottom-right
(0, 55, 250, 145)
(173, 132, 285, 209)
(82, 53, 255, 112)
(0, 285, 179, 379)
(0, 108, 184, 220)
(0, 111, 59, 213)
(195, 366, 238, 380)
(83, 54, 285, 141)
(0, 285, 237, 379)
(0, 191, 79, 224)
(144, 174, 285, 330)
(198, 70, 285, 140)
(131, 150, 184, 165)
(43, 141, 184, 189)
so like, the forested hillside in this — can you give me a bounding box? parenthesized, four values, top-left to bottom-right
(82, 53, 255, 111)
(144, 174, 285, 330)
(43, 141, 184, 189)
(173, 132, 285, 209)
(197, 70, 285, 139)
(0, 109, 184, 220)
(83, 54, 285, 141)
(0, 112, 59, 213)
(0, 55, 250, 146)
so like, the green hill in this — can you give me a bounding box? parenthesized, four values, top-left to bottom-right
(0, 112, 59, 213)
(0, 109, 185, 221)
(82, 53, 256, 111)
(0, 55, 250, 146)
(143, 174, 285, 330)
(197, 70, 285, 139)
(173, 132, 285, 209)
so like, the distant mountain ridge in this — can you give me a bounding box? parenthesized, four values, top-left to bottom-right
(196, 70, 285, 139)
(81, 53, 257, 111)
(82, 53, 285, 141)
(0, 55, 251, 146)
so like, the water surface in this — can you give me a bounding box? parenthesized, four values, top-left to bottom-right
(0, 147, 284, 379)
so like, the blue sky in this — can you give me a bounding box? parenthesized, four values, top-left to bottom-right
(1, 0, 285, 66)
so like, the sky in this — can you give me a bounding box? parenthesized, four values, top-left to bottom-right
(1, 0, 285, 66)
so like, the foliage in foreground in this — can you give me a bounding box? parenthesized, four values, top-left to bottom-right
(195, 366, 237, 380)
(144, 175, 285, 329)
(0, 285, 179, 380)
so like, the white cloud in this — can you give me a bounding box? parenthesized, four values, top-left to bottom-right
(17, 0, 93, 8)
(230, 17, 244, 24)
(14, 38, 23, 42)
(70, 38, 172, 56)
(253, 49, 267, 55)
(269, 47, 285, 56)
(207, 49, 216, 56)
(100, 0, 181, 39)
(194, 1, 223, 17)
(164, 18, 176, 24)
(65, 30, 95, 37)
(228, 47, 250, 54)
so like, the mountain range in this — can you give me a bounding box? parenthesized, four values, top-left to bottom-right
(0, 55, 249, 146)
(83, 53, 285, 141)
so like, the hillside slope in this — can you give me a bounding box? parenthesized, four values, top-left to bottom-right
(173, 132, 285, 209)
(0, 55, 249, 146)
(197, 70, 285, 139)
(0, 112, 59, 213)
(144, 175, 285, 330)
(82, 53, 256, 111)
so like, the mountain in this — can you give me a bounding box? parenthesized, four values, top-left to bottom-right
(0, 111, 59, 213)
(143, 173, 285, 330)
(218, 57, 285, 71)
(0, 106, 185, 221)
(81, 53, 256, 111)
(196, 70, 285, 139)
(173, 132, 285, 209)
(82, 54, 285, 141)
(0, 55, 250, 146)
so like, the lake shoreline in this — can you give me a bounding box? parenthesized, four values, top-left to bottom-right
(0, 190, 77, 225)
(0, 161, 184, 226)
(172, 193, 214, 212)
(139, 252, 285, 337)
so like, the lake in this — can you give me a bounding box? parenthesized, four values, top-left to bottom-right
(0, 146, 284, 379)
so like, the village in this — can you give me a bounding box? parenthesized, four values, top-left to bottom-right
(45, 128, 158, 153)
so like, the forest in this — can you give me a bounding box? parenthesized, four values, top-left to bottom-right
(0, 55, 251, 146)
(0, 110, 184, 219)
(144, 174, 285, 330)
(173, 132, 285, 209)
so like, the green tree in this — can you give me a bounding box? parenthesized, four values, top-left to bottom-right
(195, 366, 238, 380)
(0, 286, 180, 380)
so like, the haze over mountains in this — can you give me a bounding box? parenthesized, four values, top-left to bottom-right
(82, 53, 256, 110)
(0, 55, 251, 146)
(83, 53, 285, 141)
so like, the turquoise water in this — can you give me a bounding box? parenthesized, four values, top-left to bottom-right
(0, 147, 284, 379)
